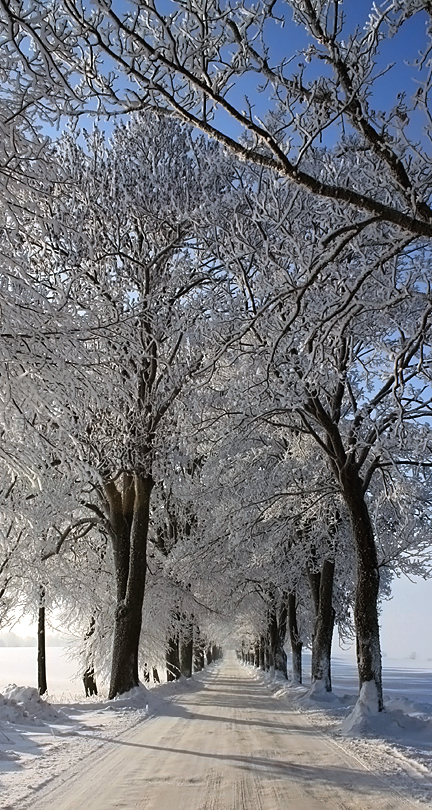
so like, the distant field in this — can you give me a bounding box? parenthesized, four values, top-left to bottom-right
(332, 656, 432, 705)
(1, 647, 431, 704)
(0, 647, 101, 700)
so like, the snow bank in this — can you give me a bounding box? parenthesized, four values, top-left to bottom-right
(252, 662, 432, 739)
(0, 692, 39, 726)
(341, 680, 382, 734)
(108, 684, 149, 711)
(2, 685, 67, 724)
(306, 678, 341, 704)
(386, 695, 432, 718)
(341, 692, 432, 743)
(252, 667, 341, 707)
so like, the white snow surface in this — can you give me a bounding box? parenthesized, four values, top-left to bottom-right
(257, 655, 432, 805)
(0, 649, 431, 808)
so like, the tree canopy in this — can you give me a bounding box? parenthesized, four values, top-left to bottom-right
(0, 0, 431, 712)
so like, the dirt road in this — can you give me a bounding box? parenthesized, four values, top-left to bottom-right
(32, 652, 422, 810)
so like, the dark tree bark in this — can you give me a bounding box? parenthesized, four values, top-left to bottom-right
(267, 602, 278, 672)
(194, 646, 205, 672)
(167, 635, 181, 681)
(275, 598, 288, 679)
(340, 466, 383, 709)
(37, 585, 47, 696)
(193, 627, 205, 672)
(206, 646, 213, 665)
(83, 667, 98, 696)
(83, 617, 98, 697)
(264, 639, 271, 671)
(107, 472, 153, 699)
(308, 565, 321, 616)
(152, 667, 160, 683)
(259, 635, 265, 669)
(254, 640, 260, 668)
(287, 591, 302, 684)
(307, 558, 335, 692)
(180, 627, 193, 678)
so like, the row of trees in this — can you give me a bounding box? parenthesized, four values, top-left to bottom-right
(0, 0, 431, 710)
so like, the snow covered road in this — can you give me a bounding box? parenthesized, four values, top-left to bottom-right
(24, 652, 425, 810)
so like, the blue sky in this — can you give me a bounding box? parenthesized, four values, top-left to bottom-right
(331, 574, 432, 662)
(380, 575, 432, 661)
(191, 0, 430, 142)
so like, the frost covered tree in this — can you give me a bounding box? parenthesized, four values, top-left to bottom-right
(257, 260, 432, 710)
(2, 0, 431, 242)
(0, 473, 28, 627)
(189, 372, 356, 688)
(182, 152, 432, 710)
(20, 113, 241, 697)
(0, 19, 55, 222)
(1, 0, 432, 702)
(0, 438, 106, 692)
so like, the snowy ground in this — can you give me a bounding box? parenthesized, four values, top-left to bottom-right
(253, 654, 432, 804)
(0, 648, 431, 808)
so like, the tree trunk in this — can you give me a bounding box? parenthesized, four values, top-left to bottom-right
(167, 635, 180, 680)
(264, 639, 271, 671)
(275, 598, 288, 679)
(83, 617, 98, 697)
(108, 472, 153, 699)
(193, 627, 204, 672)
(287, 591, 302, 684)
(340, 467, 383, 711)
(195, 647, 205, 672)
(259, 635, 265, 669)
(37, 585, 47, 696)
(267, 604, 278, 673)
(83, 667, 98, 696)
(308, 559, 335, 692)
(307, 565, 321, 615)
(180, 627, 193, 678)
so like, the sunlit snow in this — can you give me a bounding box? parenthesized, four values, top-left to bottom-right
(0, 649, 431, 808)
